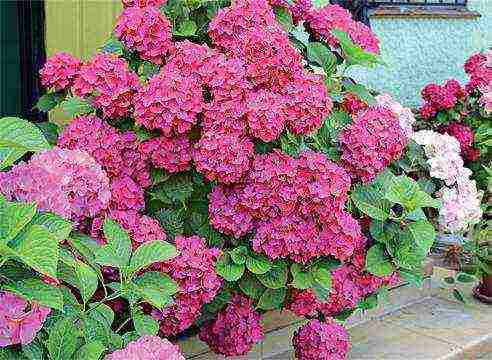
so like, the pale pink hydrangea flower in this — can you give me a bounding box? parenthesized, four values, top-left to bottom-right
(0, 292, 50, 347)
(376, 93, 416, 138)
(105, 335, 184, 360)
(39, 52, 81, 91)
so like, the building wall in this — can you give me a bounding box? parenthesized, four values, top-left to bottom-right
(349, 0, 492, 107)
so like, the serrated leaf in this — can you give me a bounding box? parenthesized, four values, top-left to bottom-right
(369, 220, 399, 244)
(257, 262, 287, 289)
(312, 266, 332, 291)
(216, 253, 245, 281)
(14, 225, 59, 277)
(290, 263, 314, 289)
(48, 317, 79, 360)
(129, 240, 177, 275)
(75, 261, 98, 304)
(61, 97, 94, 118)
(307, 42, 336, 74)
(68, 233, 100, 270)
(30, 212, 72, 243)
(351, 185, 390, 220)
(274, 6, 293, 32)
(176, 20, 197, 36)
(2, 278, 63, 310)
(0, 117, 50, 169)
(36, 92, 64, 112)
(22, 338, 44, 360)
(230, 246, 248, 265)
(133, 309, 159, 336)
(75, 341, 106, 360)
(404, 220, 436, 254)
(96, 218, 131, 268)
(246, 253, 272, 275)
(133, 271, 178, 308)
(358, 294, 378, 311)
(257, 288, 286, 310)
(156, 209, 185, 239)
(365, 244, 394, 277)
(239, 274, 266, 299)
(0, 201, 37, 243)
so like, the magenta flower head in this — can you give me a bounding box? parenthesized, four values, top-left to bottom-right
(139, 135, 192, 173)
(121, 0, 167, 8)
(246, 89, 286, 142)
(105, 335, 184, 360)
(199, 295, 264, 357)
(293, 319, 350, 360)
(39, 52, 81, 91)
(0, 292, 50, 347)
(151, 236, 222, 336)
(114, 6, 172, 64)
(72, 54, 140, 119)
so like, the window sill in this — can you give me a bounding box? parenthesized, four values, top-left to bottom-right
(369, 6, 481, 19)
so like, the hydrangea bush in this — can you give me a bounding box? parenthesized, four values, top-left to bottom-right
(0, 0, 485, 359)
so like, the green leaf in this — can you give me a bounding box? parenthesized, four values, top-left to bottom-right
(290, 263, 314, 290)
(307, 42, 336, 74)
(175, 19, 197, 36)
(151, 174, 194, 205)
(2, 278, 63, 310)
(312, 281, 331, 302)
(404, 220, 436, 254)
(156, 208, 185, 239)
(312, 266, 332, 291)
(239, 274, 266, 300)
(230, 246, 248, 265)
(101, 36, 124, 55)
(0, 201, 37, 243)
(48, 317, 79, 360)
(30, 212, 72, 243)
(274, 6, 293, 32)
(75, 341, 106, 360)
(246, 253, 272, 275)
(0, 117, 50, 169)
(443, 276, 455, 285)
(257, 262, 287, 289)
(257, 288, 286, 310)
(290, 23, 310, 46)
(61, 96, 94, 118)
(456, 272, 477, 283)
(215, 253, 245, 282)
(133, 271, 178, 308)
(36, 92, 64, 112)
(74, 261, 98, 304)
(133, 309, 159, 336)
(331, 29, 384, 68)
(36, 121, 60, 146)
(369, 220, 399, 244)
(345, 83, 376, 105)
(385, 175, 440, 211)
(365, 244, 394, 277)
(129, 240, 177, 275)
(351, 185, 390, 220)
(312, 0, 330, 8)
(68, 233, 100, 270)
(13, 225, 59, 277)
(453, 289, 467, 304)
(96, 218, 131, 268)
(358, 294, 378, 311)
(22, 338, 45, 360)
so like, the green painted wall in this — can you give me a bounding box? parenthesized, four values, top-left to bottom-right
(349, 0, 492, 107)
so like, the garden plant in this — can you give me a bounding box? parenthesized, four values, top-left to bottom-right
(0, 0, 488, 359)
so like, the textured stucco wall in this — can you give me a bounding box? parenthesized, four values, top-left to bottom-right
(348, 0, 492, 107)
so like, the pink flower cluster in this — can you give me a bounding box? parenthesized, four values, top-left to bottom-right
(199, 295, 263, 357)
(292, 319, 350, 360)
(151, 236, 222, 336)
(121, 0, 167, 8)
(110, 176, 145, 211)
(341, 93, 368, 116)
(72, 54, 140, 118)
(376, 93, 416, 138)
(105, 335, 184, 360)
(0, 147, 111, 221)
(464, 50, 492, 92)
(339, 106, 407, 183)
(0, 292, 50, 347)
(210, 150, 364, 263)
(419, 80, 466, 119)
(114, 6, 172, 64)
(439, 122, 480, 161)
(139, 135, 192, 173)
(39, 52, 81, 91)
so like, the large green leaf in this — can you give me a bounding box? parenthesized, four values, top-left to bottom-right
(0, 117, 50, 169)
(74, 261, 99, 304)
(2, 278, 63, 310)
(257, 262, 287, 289)
(404, 220, 436, 254)
(133, 309, 159, 336)
(257, 288, 286, 310)
(385, 175, 440, 211)
(95, 219, 131, 268)
(0, 201, 37, 244)
(14, 225, 59, 277)
(274, 6, 293, 32)
(48, 317, 80, 360)
(68, 233, 100, 269)
(133, 271, 178, 309)
(369, 220, 399, 244)
(215, 253, 245, 282)
(29, 212, 72, 243)
(239, 274, 266, 300)
(36, 92, 64, 112)
(351, 185, 389, 220)
(331, 29, 384, 68)
(245, 253, 272, 275)
(290, 263, 315, 290)
(129, 240, 177, 276)
(75, 341, 106, 360)
(307, 42, 336, 74)
(365, 244, 394, 277)
(61, 97, 94, 118)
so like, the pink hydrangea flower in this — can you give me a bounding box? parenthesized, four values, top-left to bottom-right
(134, 70, 203, 135)
(165, 40, 217, 82)
(282, 71, 333, 135)
(464, 51, 492, 92)
(376, 93, 416, 138)
(114, 6, 172, 64)
(199, 295, 263, 357)
(58, 116, 151, 188)
(439, 122, 480, 162)
(339, 106, 407, 183)
(246, 90, 286, 141)
(39, 52, 81, 91)
(110, 176, 145, 212)
(292, 319, 350, 360)
(121, 0, 167, 8)
(0, 292, 50, 347)
(193, 130, 254, 184)
(139, 135, 192, 173)
(105, 335, 184, 360)
(1, 148, 111, 221)
(72, 54, 140, 118)
(151, 236, 222, 336)
(341, 93, 368, 116)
